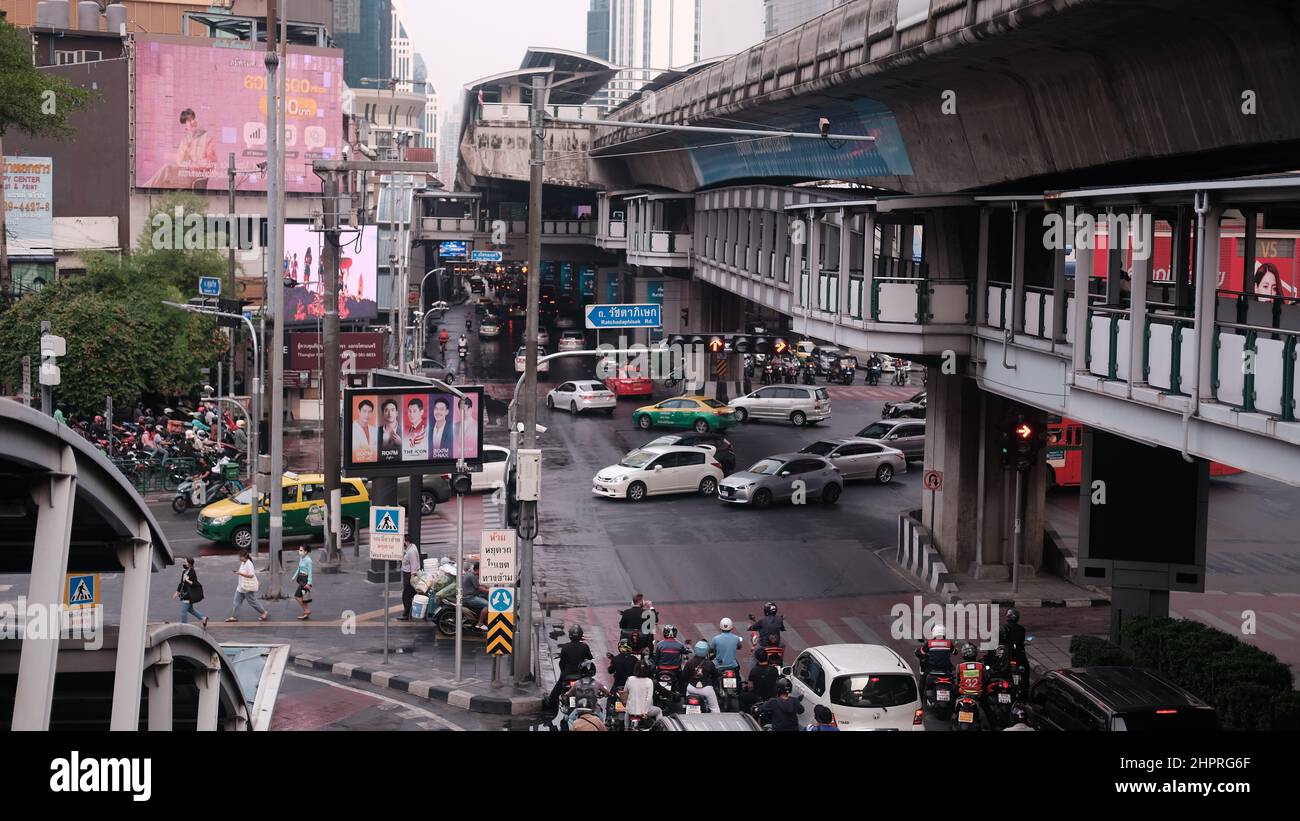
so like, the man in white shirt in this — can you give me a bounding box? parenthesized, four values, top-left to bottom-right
(618, 661, 664, 730)
(398, 538, 422, 621)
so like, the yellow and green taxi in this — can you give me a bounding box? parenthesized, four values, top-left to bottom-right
(197, 473, 371, 551)
(632, 395, 740, 434)
(794, 340, 817, 361)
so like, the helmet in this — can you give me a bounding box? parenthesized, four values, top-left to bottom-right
(1007, 608, 1020, 624)
(617, 638, 632, 654)
(94, 415, 103, 424)
(578, 659, 596, 678)
(960, 643, 977, 661)
(763, 601, 778, 616)
(236, 419, 246, 428)
(775, 677, 793, 695)
(719, 617, 733, 632)
(694, 641, 709, 657)
(994, 645, 1007, 659)
(567, 624, 583, 642)
(662, 624, 678, 639)
(931, 623, 947, 640)
(1010, 705, 1029, 724)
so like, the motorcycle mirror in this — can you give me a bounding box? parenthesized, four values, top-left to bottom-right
(780, 666, 792, 676)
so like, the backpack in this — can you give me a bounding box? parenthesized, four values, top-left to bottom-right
(570, 678, 599, 712)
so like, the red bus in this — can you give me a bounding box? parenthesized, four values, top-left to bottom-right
(1045, 416, 1243, 488)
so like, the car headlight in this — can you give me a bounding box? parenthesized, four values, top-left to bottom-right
(209, 515, 232, 526)
(615, 475, 629, 483)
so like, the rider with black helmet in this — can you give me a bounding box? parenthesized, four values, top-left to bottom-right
(756, 677, 805, 731)
(748, 601, 785, 648)
(561, 659, 609, 730)
(1004, 704, 1035, 731)
(653, 624, 689, 694)
(547, 624, 593, 714)
(1003, 608, 1028, 671)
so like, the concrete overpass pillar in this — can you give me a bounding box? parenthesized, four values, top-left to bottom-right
(110, 518, 153, 731)
(923, 378, 1048, 580)
(12, 444, 77, 731)
(194, 666, 221, 731)
(145, 643, 174, 730)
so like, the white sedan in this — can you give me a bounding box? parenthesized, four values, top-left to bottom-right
(441, 444, 510, 492)
(558, 330, 586, 351)
(547, 380, 616, 415)
(515, 346, 550, 373)
(592, 445, 724, 502)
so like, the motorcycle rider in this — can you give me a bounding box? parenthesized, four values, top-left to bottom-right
(618, 661, 664, 730)
(683, 641, 720, 713)
(709, 617, 744, 679)
(547, 624, 593, 715)
(457, 333, 468, 356)
(652, 624, 689, 695)
(739, 649, 779, 713)
(755, 677, 804, 731)
(1004, 704, 1035, 731)
(866, 353, 883, 385)
(983, 644, 1013, 681)
(915, 623, 955, 694)
(955, 642, 988, 728)
(1003, 608, 1029, 672)
(749, 601, 785, 648)
(804, 704, 841, 732)
(438, 328, 449, 355)
(606, 638, 638, 715)
(618, 593, 654, 654)
(560, 659, 609, 731)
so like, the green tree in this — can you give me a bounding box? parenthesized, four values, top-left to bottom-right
(0, 19, 94, 294)
(0, 196, 230, 415)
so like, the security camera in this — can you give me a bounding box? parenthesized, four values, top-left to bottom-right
(818, 117, 830, 138)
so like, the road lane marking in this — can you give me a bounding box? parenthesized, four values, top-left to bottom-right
(284, 670, 465, 730)
(807, 618, 847, 645)
(1260, 612, 1300, 633)
(841, 616, 887, 646)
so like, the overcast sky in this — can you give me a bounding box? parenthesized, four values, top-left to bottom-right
(398, 0, 765, 113)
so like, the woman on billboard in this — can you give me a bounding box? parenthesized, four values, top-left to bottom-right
(402, 395, 430, 461)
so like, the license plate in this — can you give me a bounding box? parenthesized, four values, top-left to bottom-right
(568, 697, 576, 708)
(686, 705, 701, 714)
(998, 693, 1011, 704)
(719, 488, 732, 497)
(936, 690, 950, 702)
(958, 710, 974, 724)
(1013, 674, 1022, 685)
(723, 678, 737, 689)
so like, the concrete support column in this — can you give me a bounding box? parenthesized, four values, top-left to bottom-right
(1051, 223, 1069, 344)
(194, 666, 221, 731)
(975, 208, 990, 325)
(110, 519, 153, 731)
(806, 213, 821, 319)
(12, 445, 77, 731)
(776, 211, 791, 286)
(1010, 206, 1027, 334)
(1194, 200, 1222, 400)
(922, 374, 983, 572)
(146, 643, 174, 730)
(862, 211, 877, 320)
(837, 208, 851, 324)
(1072, 219, 1094, 372)
(1129, 208, 1152, 390)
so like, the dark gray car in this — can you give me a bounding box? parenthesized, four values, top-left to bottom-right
(717, 452, 843, 509)
(855, 419, 926, 462)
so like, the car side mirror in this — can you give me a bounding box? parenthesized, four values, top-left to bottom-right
(779, 471, 791, 478)
(654, 465, 663, 472)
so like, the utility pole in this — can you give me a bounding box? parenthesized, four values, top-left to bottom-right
(321, 170, 343, 567)
(264, 0, 287, 596)
(227, 152, 238, 424)
(514, 73, 548, 684)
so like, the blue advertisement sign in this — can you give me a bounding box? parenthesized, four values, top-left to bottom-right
(646, 281, 664, 342)
(438, 240, 467, 260)
(688, 99, 912, 187)
(560, 262, 573, 291)
(606, 273, 619, 303)
(541, 260, 556, 283)
(580, 265, 596, 297)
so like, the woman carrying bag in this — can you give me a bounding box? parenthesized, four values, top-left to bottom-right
(292, 545, 314, 620)
(227, 549, 270, 622)
(173, 557, 208, 628)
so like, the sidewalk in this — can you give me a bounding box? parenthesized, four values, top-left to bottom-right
(949, 571, 1110, 609)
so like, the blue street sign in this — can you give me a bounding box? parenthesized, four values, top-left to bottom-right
(471, 250, 503, 263)
(585, 303, 662, 329)
(372, 505, 403, 535)
(199, 277, 222, 297)
(489, 587, 514, 613)
(66, 574, 97, 606)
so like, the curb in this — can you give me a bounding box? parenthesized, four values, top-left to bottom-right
(288, 653, 544, 716)
(896, 512, 958, 601)
(955, 596, 1110, 609)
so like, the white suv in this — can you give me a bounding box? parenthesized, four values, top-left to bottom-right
(784, 644, 924, 731)
(592, 445, 724, 502)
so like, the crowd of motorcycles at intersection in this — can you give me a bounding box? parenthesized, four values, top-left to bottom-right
(542, 599, 1036, 732)
(741, 352, 922, 387)
(62, 404, 250, 513)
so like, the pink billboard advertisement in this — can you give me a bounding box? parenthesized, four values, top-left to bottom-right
(134, 35, 343, 193)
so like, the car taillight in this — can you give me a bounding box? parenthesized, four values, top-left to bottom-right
(711, 462, 722, 470)
(913, 708, 924, 725)
(1155, 709, 1178, 715)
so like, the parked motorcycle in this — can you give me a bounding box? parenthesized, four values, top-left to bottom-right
(172, 458, 243, 514)
(431, 592, 481, 637)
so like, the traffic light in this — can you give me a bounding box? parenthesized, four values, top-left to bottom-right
(1005, 413, 1046, 471)
(450, 468, 473, 496)
(707, 336, 725, 353)
(505, 466, 521, 528)
(772, 337, 790, 356)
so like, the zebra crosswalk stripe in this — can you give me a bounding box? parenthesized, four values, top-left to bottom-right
(807, 618, 848, 645)
(840, 616, 888, 646)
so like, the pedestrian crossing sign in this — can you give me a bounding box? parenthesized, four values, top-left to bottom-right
(65, 573, 99, 609)
(370, 505, 405, 561)
(373, 506, 402, 534)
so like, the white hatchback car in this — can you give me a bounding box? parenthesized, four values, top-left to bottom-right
(592, 445, 724, 502)
(547, 380, 616, 415)
(784, 644, 924, 731)
(515, 346, 550, 373)
(558, 330, 586, 351)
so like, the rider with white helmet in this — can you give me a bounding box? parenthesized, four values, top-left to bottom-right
(710, 617, 744, 679)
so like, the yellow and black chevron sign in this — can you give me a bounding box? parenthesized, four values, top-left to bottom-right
(486, 611, 514, 655)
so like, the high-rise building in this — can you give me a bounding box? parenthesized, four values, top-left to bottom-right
(391, 4, 413, 92)
(587, 0, 700, 111)
(413, 54, 437, 153)
(439, 101, 462, 190)
(335, 0, 394, 89)
(762, 0, 850, 38)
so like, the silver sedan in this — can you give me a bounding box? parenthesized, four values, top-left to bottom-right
(717, 453, 843, 509)
(797, 437, 907, 483)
